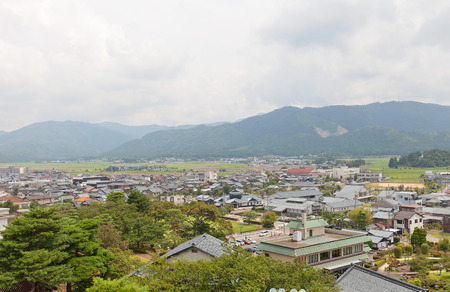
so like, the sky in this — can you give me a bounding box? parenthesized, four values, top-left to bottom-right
(1, 0, 450, 132)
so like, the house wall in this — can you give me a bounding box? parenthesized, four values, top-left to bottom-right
(0, 217, 8, 231)
(264, 251, 294, 263)
(168, 248, 213, 262)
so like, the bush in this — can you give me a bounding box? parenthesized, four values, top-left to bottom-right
(408, 278, 422, 287)
(405, 245, 413, 256)
(421, 243, 429, 255)
(374, 260, 386, 267)
(394, 236, 401, 243)
(394, 247, 403, 258)
(414, 247, 422, 255)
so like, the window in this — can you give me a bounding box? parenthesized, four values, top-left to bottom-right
(415, 219, 418, 223)
(397, 220, 403, 224)
(307, 254, 318, 264)
(309, 230, 313, 237)
(420, 219, 422, 222)
(343, 246, 352, 255)
(191, 248, 197, 253)
(320, 251, 330, 261)
(354, 244, 363, 253)
(409, 220, 412, 224)
(332, 249, 341, 258)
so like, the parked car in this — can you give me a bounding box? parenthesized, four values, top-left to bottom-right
(249, 239, 257, 244)
(259, 230, 268, 237)
(246, 247, 256, 253)
(235, 239, 244, 246)
(243, 239, 252, 245)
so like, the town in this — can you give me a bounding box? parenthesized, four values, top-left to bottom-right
(0, 158, 449, 291)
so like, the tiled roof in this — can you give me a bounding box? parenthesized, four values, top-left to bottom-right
(163, 233, 226, 259)
(337, 264, 429, 292)
(286, 218, 329, 230)
(393, 211, 421, 220)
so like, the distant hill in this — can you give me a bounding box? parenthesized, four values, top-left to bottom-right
(106, 101, 450, 159)
(95, 121, 228, 139)
(0, 121, 132, 162)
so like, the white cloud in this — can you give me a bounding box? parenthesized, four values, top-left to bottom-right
(0, 0, 449, 131)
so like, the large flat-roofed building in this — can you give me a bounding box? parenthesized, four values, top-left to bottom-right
(256, 213, 371, 273)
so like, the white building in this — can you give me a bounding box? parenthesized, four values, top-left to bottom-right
(393, 211, 424, 234)
(332, 167, 360, 180)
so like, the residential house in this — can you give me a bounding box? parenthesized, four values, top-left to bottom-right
(323, 200, 364, 213)
(394, 192, 422, 206)
(335, 185, 367, 201)
(160, 194, 193, 205)
(393, 211, 424, 234)
(214, 191, 262, 209)
(372, 211, 394, 228)
(162, 233, 226, 262)
(366, 229, 395, 249)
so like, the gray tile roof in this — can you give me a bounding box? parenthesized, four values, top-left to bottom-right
(337, 264, 429, 292)
(326, 200, 363, 208)
(373, 211, 394, 220)
(163, 233, 226, 259)
(367, 229, 394, 238)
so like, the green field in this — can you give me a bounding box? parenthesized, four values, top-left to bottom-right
(364, 157, 449, 183)
(230, 221, 259, 233)
(0, 161, 249, 175)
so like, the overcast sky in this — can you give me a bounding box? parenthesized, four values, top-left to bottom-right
(1, 1, 450, 131)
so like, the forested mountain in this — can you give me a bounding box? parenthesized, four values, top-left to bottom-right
(0, 101, 448, 162)
(106, 101, 450, 159)
(0, 121, 131, 162)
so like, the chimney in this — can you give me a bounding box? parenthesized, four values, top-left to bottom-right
(301, 211, 308, 239)
(293, 231, 302, 242)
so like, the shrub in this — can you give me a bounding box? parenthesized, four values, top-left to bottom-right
(421, 243, 429, 255)
(393, 236, 401, 243)
(405, 244, 413, 256)
(394, 247, 403, 258)
(414, 247, 422, 255)
(408, 278, 421, 287)
(374, 259, 386, 267)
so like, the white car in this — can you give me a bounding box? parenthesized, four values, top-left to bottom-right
(249, 239, 257, 244)
(259, 230, 268, 237)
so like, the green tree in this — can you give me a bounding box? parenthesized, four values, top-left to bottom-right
(117, 248, 340, 292)
(405, 244, 413, 259)
(127, 190, 150, 212)
(438, 237, 450, 251)
(87, 278, 148, 292)
(0, 200, 19, 213)
(388, 157, 398, 168)
(409, 254, 431, 276)
(393, 246, 403, 258)
(107, 192, 126, 203)
(262, 211, 277, 228)
(63, 218, 115, 291)
(241, 210, 258, 223)
(0, 207, 72, 290)
(348, 205, 372, 229)
(410, 228, 427, 246)
(441, 253, 450, 271)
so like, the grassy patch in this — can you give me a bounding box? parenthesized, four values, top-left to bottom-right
(5, 161, 250, 175)
(230, 221, 259, 233)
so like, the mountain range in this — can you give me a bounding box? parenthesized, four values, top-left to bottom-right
(0, 101, 449, 162)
